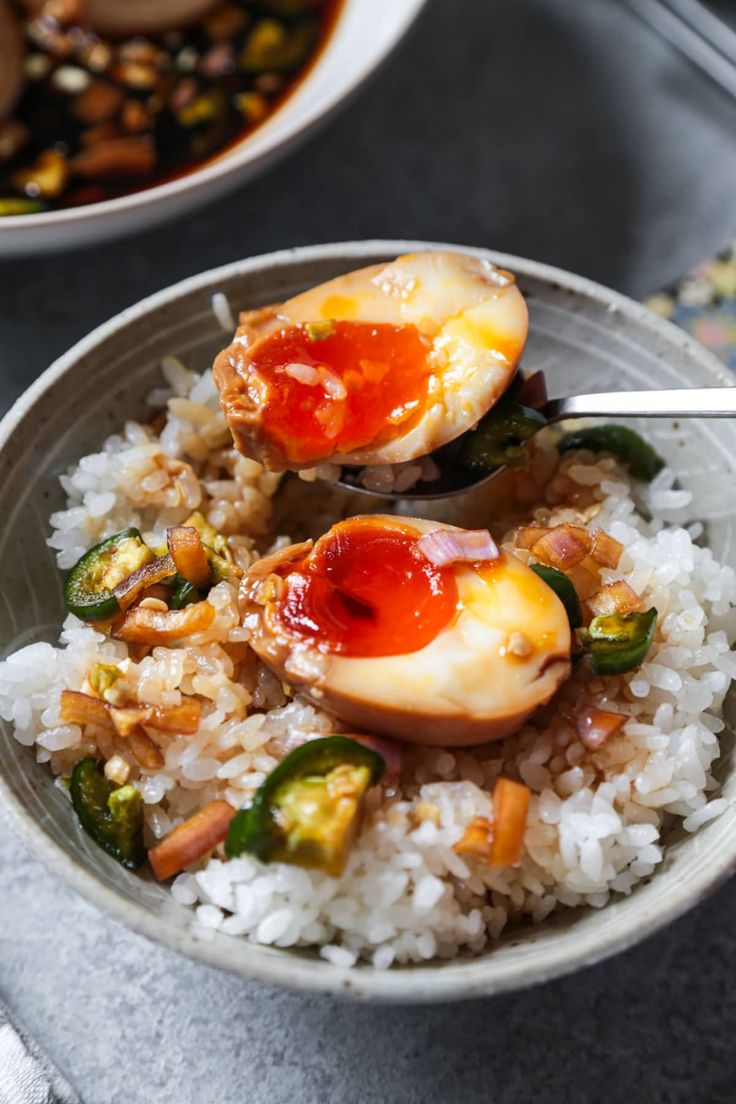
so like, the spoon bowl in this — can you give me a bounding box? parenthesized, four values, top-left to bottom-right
(335, 386, 736, 500)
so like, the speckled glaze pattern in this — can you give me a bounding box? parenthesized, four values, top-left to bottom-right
(0, 240, 734, 1002)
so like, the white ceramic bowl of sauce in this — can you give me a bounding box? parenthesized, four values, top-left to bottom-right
(0, 0, 427, 255)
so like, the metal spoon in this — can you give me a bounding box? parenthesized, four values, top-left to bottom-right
(335, 386, 736, 500)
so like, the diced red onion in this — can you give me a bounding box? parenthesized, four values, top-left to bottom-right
(417, 528, 499, 566)
(515, 370, 548, 410)
(587, 579, 641, 617)
(573, 706, 626, 750)
(351, 733, 403, 776)
(532, 524, 590, 569)
(590, 529, 624, 569)
(514, 525, 548, 550)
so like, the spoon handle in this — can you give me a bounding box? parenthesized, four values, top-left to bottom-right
(545, 387, 736, 422)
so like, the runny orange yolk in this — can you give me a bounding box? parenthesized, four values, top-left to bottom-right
(273, 518, 459, 657)
(245, 321, 432, 463)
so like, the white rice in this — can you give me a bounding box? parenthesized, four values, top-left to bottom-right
(357, 454, 441, 495)
(211, 292, 236, 334)
(2, 357, 735, 968)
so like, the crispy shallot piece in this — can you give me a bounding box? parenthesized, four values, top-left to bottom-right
(489, 778, 530, 867)
(148, 800, 236, 881)
(454, 816, 493, 862)
(452, 780, 531, 868)
(167, 525, 211, 589)
(60, 690, 201, 735)
(112, 600, 215, 644)
(113, 554, 176, 612)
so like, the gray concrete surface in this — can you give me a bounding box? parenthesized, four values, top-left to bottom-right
(1, 0, 736, 1100)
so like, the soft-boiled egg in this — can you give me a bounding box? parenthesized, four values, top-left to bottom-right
(214, 251, 528, 472)
(241, 515, 571, 747)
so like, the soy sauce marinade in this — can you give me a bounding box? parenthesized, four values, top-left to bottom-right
(0, 0, 339, 215)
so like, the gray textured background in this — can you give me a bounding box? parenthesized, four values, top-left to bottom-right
(1, 1, 736, 1100)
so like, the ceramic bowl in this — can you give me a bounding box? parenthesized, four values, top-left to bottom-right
(1, 240, 735, 1002)
(0, 1, 427, 255)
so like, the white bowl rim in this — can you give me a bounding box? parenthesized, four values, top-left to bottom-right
(1, 238, 735, 1003)
(0, 0, 429, 239)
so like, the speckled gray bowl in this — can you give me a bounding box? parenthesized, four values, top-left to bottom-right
(1, 241, 735, 1002)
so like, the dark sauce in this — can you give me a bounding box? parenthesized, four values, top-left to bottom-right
(0, 0, 341, 215)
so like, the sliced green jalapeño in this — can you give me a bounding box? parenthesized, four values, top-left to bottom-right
(70, 757, 145, 868)
(63, 528, 153, 621)
(557, 425, 664, 482)
(461, 400, 547, 472)
(581, 608, 658, 676)
(170, 576, 200, 609)
(530, 563, 583, 629)
(225, 736, 385, 876)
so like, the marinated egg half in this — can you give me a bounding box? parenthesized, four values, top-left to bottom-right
(214, 251, 528, 472)
(241, 516, 571, 747)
